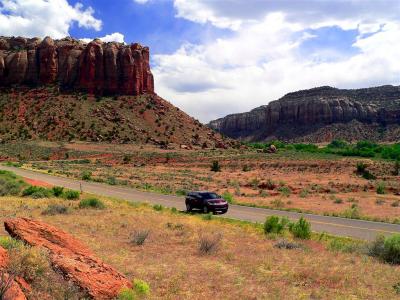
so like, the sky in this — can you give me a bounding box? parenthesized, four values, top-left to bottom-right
(0, 0, 400, 122)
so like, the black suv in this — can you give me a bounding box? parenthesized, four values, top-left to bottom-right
(185, 191, 229, 214)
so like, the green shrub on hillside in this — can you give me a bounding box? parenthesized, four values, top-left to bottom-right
(368, 234, 400, 264)
(264, 216, 289, 235)
(78, 198, 105, 209)
(81, 171, 92, 181)
(63, 190, 80, 200)
(22, 186, 52, 198)
(0, 170, 26, 196)
(289, 217, 311, 239)
(210, 161, 221, 172)
(51, 186, 64, 197)
(376, 182, 386, 195)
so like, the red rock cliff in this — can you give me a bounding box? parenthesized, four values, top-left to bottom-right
(0, 36, 154, 96)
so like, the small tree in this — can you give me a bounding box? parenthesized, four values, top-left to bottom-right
(210, 161, 221, 172)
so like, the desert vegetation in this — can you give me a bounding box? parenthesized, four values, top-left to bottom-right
(5, 140, 399, 224)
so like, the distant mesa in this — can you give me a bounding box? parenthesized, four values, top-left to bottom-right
(208, 85, 400, 142)
(0, 36, 154, 96)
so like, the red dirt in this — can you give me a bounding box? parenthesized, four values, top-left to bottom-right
(23, 178, 53, 188)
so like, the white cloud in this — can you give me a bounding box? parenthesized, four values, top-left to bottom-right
(0, 0, 102, 38)
(133, 0, 149, 4)
(154, 2, 400, 122)
(80, 32, 125, 44)
(173, 0, 400, 31)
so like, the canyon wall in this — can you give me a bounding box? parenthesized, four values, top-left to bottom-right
(209, 86, 400, 142)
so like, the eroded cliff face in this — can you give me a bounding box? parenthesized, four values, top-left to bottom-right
(0, 36, 154, 95)
(208, 86, 400, 142)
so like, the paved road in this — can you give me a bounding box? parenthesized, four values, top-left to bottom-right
(1, 165, 399, 240)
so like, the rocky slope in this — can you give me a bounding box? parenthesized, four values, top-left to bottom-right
(208, 85, 400, 142)
(0, 36, 153, 95)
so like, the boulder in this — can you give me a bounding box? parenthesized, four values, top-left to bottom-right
(4, 218, 131, 299)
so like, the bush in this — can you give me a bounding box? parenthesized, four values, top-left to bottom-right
(242, 165, 251, 172)
(106, 176, 117, 185)
(63, 190, 80, 200)
(264, 216, 289, 235)
(328, 238, 362, 253)
(118, 288, 135, 300)
(341, 206, 361, 219)
(22, 186, 52, 198)
(81, 171, 92, 181)
(131, 230, 149, 246)
(289, 217, 311, 239)
(376, 182, 386, 194)
(153, 204, 164, 211)
(133, 279, 150, 296)
(198, 233, 222, 255)
(278, 186, 291, 197)
(118, 279, 150, 300)
(222, 192, 234, 204)
(7, 245, 50, 283)
(0, 170, 26, 196)
(42, 204, 69, 216)
(78, 198, 105, 209)
(382, 234, 400, 264)
(0, 237, 23, 250)
(355, 162, 376, 180)
(210, 161, 221, 172)
(327, 139, 348, 149)
(51, 186, 64, 197)
(368, 234, 400, 264)
(394, 282, 400, 294)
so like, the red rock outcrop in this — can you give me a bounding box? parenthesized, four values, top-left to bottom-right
(4, 218, 131, 299)
(0, 246, 27, 300)
(0, 36, 154, 96)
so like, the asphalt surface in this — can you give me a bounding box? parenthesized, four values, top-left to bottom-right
(1, 165, 399, 241)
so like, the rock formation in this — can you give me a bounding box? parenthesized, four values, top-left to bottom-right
(0, 36, 154, 96)
(4, 218, 131, 299)
(208, 86, 400, 142)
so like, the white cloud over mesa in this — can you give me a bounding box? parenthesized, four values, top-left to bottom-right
(153, 0, 400, 122)
(0, 0, 123, 43)
(0, 0, 101, 38)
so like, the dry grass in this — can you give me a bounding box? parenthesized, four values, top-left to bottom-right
(0, 194, 399, 299)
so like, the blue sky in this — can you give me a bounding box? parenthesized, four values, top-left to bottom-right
(0, 0, 399, 122)
(69, 0, 233, 55)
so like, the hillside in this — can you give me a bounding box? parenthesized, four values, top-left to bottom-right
(208, 85, 400, 142)
(0, 86, 231, 147)
(0, 36, 231, 148)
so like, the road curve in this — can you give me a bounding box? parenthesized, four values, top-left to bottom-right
(1, 165, 399, 241)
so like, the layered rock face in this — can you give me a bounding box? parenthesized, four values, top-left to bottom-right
(209, 86, 400, 142)
(0, 36, 154, 95)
